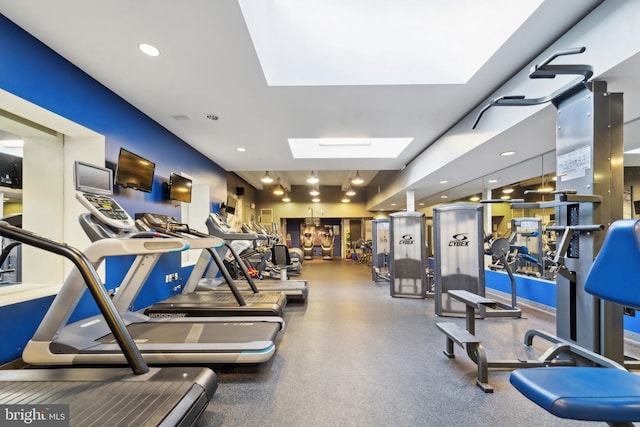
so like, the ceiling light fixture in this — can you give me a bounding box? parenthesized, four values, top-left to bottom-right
(307, 171, 319, 184)
(273, 178, 285, 196)
(312, 197, 320, 203)
(488, 179, 498, 183)
(345, 186, 356, 197)
(470, 195, 480, 202)
(500, 151, 515, 157)
(138, 43, 160, 57)
(341, 197, 350, 203)
(261, 172, 274, 184)
(500, 195, 511, 200)
(282, 193, 291, 202)
(502, 188, 514, 194)
(310, 187, 320, 196)
(351, 171, 364, 185)
(439, 180, 448, 184)
(237, 147, 246, 152)
(441, 195, 448, 199)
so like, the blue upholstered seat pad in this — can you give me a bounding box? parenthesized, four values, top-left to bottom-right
(510, 367, 640, 422)
(584, 219, 640, 308)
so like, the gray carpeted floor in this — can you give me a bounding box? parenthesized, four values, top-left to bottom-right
(196, 259, 635, 426)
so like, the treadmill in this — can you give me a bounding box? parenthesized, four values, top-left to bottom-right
(0, 220, 217, 427)
(21, 161, 283, 366)
(135, 212, 287, 317)
(203, 213, 308, 302)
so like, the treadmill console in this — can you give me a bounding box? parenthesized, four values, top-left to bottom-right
(137, 212, 189, 233)
(76, 193, 136, 230)
(209, 213, 233, 233)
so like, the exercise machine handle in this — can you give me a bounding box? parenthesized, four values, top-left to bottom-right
(0, 221, 149, 375)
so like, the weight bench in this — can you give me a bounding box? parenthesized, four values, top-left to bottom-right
(510, 219, 640, 426)
(436, 290, 498, 392)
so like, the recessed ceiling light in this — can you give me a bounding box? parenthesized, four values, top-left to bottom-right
(441, 195, 448, 199)
(138, 43, 160, 57)
(419, 202, 425, 206)
(502, 188, 514, 194)
(470, 196, 480, 202)
(237, 147, 246, 152)
(391, 203, 397, 206)
(439, 180, 448, 184)
(488, 179, 498, 183)
(500, 151, 515, 157)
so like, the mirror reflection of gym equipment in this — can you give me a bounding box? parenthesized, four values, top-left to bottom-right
(435, 49, 634, 406)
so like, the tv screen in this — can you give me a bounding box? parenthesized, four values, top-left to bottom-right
(169, 172, 192, 203)
(226, 197, 237, 215)
(74, 160, 113, 195)
(114, 148, 155, 192)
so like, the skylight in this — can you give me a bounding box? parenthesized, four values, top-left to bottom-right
(239, 0, 543, 86)
(288, 137, 413, 159)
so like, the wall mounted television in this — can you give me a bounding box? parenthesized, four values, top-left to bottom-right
(169, 172, 192, 203)
(114, 148, 155, 193)
(226, 196, 237, 215)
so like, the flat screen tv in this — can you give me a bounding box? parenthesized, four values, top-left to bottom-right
(226, 197, 237, 215)
(74, 160, 113, 195)
(114, 148, 155, 192)
(169, 172, 192, 203)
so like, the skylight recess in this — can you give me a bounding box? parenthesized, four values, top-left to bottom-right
(239, 0, 543, 86)
(288, 137, 413, 159)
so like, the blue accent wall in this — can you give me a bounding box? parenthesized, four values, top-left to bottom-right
(486, 269, 640, 335)
(0, 14, 227, 363)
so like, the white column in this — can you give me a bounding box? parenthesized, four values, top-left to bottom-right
(483, 188, 492, 236)
(406, 189, 415, 212)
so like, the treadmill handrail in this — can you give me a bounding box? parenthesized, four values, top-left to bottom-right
(0, 221, 149, 375)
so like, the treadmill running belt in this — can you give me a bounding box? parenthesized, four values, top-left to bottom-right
(0, 379, 206, 426)
(97, 321, 281, 345)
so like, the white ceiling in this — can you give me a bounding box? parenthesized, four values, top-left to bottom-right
(3, 0, 639, 210)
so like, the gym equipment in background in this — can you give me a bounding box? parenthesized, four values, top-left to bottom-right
(371, 219, 390, 282)
(321, 225, 334, 260)
(389, 211, 428, 298)
(301, 226, 314, 260)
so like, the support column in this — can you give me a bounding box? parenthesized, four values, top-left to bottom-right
(483, 188, 492, 237)
(406, 189, 415, 212)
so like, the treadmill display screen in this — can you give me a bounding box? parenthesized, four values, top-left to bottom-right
(74, 161, 113, 196)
